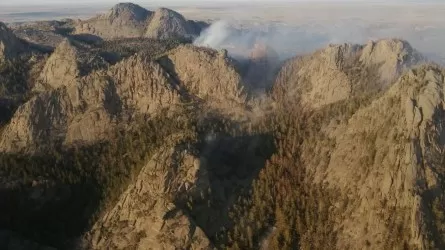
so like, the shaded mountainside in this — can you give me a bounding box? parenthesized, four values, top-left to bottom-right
(3, 4, 445, 249)
(0, 22, 26, 61)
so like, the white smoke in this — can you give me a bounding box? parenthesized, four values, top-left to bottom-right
(193, 21, 233, 49)
(193, 20, 332, 61)
(192, 17, 445, 65)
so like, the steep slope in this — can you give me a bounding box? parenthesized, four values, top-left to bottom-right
(0, 22, 26, 61)
(298, 65, 445, 249)
(157, 45, 246, 110)
(75, 3, 152, 39)
(275, 39, 423, 108)
(144, 8, 200, 40)
(0, 54, 180, 152)
(360, 39, 423, 82)
(87, 134, 212, 250)
(36, 39, 108, 90)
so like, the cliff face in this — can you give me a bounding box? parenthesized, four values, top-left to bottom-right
(157, 45, 246, 111)
(36, 39, 108, 90)
(87, 136, 213, 250)
(275, 39, 423, 108)
(0, 54, 181, 152)
(293, 65, 445, 249)
(0, 42, 248, 153)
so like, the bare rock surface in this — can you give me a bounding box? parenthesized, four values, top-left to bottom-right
(298, 65, 445, 249)
(158, 45, 246, 108)
(87, 137, 213, 250)
(275, 39, 423, 108)
(36, 39, 108, 90)
(74, 3, 204, 40)
(145, 8, 200, 40)
(0, 54, 181, 152)
(75, 3, 152, 39)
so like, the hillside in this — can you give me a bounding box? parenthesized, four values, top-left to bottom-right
(74, 3, 206, 40)
(2, 2, 445, 250)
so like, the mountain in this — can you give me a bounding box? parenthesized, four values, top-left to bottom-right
(145, 8, 201, 40)
(4, 3, 445, 250)
(0, 22, 26, 61)
(311, 65, 445, 249)
(0, 44, 246, 153)
(0, 53, 181, 152)
(274, 39, 423, 108)
(75, 3, 152, 39)
(74, 3, 206, 40)
(35, 39, 108, 90)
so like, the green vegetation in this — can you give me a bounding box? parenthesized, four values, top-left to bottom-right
(0, 108, 197, 247)
(95, 38, 188, 64)
(0, 59, 31, 126)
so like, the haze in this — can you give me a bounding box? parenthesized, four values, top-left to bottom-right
(1, 0, 445, 63)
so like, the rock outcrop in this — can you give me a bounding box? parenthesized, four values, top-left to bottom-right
(0, 54, 180, 152)
(0, 22, 25, 61)
(74, 3, 205, 40)
(297, 65, 445, 249)
(275, 39, 423, 108)
(36, 39, 108, 90)
(87, 138, 212, 249)
(158, 45, 245, 107)
(75, 3, 152, 39)
(360, 39, 423, 83)
(145, 8, 200, 40)
(0, 43, 248, 152)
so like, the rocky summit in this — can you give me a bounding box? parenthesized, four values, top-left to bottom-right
(1, 2, 445, 250)
(74, 3, 205, 40)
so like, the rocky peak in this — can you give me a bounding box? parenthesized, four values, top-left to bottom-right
(157, 45, 245, 108)
(360, 38, 424, 83)
(274, 39, 423, 108)
(36, 39, 108, 90)
(75, 3, 152, 39)
(0, 22, 25, 61)
(145, 8, 198, 40)
(104, 2, 151, 22)
(0, 52, 180, 152)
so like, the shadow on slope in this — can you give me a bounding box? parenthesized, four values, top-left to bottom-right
(173, 114, 276, 247)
